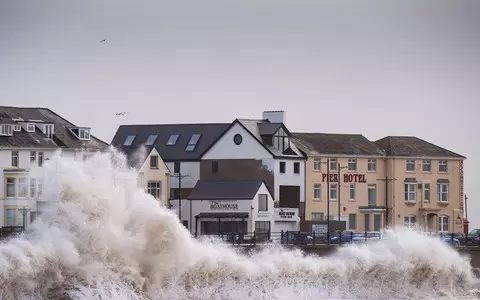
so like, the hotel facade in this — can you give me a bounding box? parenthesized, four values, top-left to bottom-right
(293, 134, 466, 234)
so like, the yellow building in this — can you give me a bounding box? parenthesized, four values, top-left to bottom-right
(292, 133, 465, 233)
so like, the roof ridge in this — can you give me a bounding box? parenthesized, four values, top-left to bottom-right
(119, 122, 230, 127)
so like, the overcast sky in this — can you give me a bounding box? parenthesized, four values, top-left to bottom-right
(1, 0, 479, 226)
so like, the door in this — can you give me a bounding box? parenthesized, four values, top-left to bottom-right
(373, 214, 381, 231)
(364, 214, 370, 232)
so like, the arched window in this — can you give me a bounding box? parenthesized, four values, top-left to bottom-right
(404, 215, 416, 228)
(438, 215, 449, 232)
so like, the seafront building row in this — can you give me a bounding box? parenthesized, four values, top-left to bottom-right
(0, 107, 466, 235)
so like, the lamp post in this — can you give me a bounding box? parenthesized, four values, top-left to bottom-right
(169, 172, 190, 226)
(337, 164, 348, 221)
(376, 176, 396, 229)
(18, 206, 31, 230)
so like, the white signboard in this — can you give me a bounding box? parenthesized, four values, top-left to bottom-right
(209, 200, 238, 211)
(274, 208, 298, 221)
(312, 224, 328, 234)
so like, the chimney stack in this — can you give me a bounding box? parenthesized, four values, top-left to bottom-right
(262, 110, 286, 124)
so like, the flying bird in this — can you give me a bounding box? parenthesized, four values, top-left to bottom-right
(100, 39, 107, 43)
(116, 112, 128, 116)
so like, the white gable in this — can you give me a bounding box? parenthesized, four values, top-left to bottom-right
(202, 122, 272, 160)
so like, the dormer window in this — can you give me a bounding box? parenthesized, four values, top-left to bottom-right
(26, 123, 35, 132)
(185, 134, 201, 151)
(13, 125, 21, 132)
(273, 127, 290, 152)
(68, 127, 91, 140)
(43, 124, 55, 138)
(0, 124, 13, 136)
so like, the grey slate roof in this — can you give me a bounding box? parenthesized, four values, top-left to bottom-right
(238, 119, 304, 158)
(374, 136, 465, 159)
(0, 106, 108, 150)
(188, 180, 268, 200)
(111, 123, 230, 161)
(291, 132, 385, 156)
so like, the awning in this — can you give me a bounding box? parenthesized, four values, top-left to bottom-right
(195, 212, 249, 219)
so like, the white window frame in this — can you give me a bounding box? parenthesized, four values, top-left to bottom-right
(311, 213, 323, 221)
(329, 159, 337, 171)
(6, 209, 15, 226)
(150, 155, 158, 169)
(404, 215, 416, 228)
(78, 128, 90, 140)
(422, 160, 431, 172)
(439, 160, 448, 172)
(0, 124, 13, 136)
(313, 159, 321, 171)
(368, 184, 376, 206)
(26, 123, 35, 132)
(258, 194, 268, 211)
(313, 184, 320, 200)
(347, 158, 357, 171)
(405, 183, 417, 202)
(349, 184, 355, 201)
(38, 152, 44, 166)
(30, 151, 36, 163)
(438, 215, 449, 232)
(44, 124, 54, 137)
(437, 183, 449, 202)
(17, 209, 24, 226)
(329, 183, 337, 201)
(13, 125, 21, 132)
(424, 183, 430, 202)
(406, 160, 415, 171)
(30, 178, 37, 198)
(18, 177, 28, 197)
(6, 178, 16, 197)
(367, 159, 377, 171)
(147, 181, 161, 200)
(11, 150, 19, 167)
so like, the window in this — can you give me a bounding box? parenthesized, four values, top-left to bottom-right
(0, 124, 13, 136)
(30, 151, 36, 163)
(124, 135, 136, 146)
(406, 160, 415, 171)
(27, 123, 35, 132)
(348, 159, 357, 171)
(146, 135, 158, 146)
(44, 124, 54, 138)
(439, 160, 448, 172)
(147, 181, 161, 199)
(167, 134, 179, 145)
(279, 161, 286, 173)
(258, 194, 268, 211)
(185, 134, 201, 151)
(293, 162, 300, 174)
(6, 178, 15, 197)
(13, 125, 21, 132)
(368, 184, 376, 206)
(38, 179, 44, 196)
(424, 183, 430, 202)
(368, 159, 377, 171)
(174, 162, 180, 173)
(404, 183, 416, 202)
(78, 128, 90, 140)
(329, 183, 337, 201)
(349, 184, 355, 201)
(30, 178, 36, 197)
(150, 155, 158, 169)
(255, 221, 271, 234)
(349, 214, 357, 230)
(437, 183, 449, 202)
(364, 214, 370, 231)
(311, 213, 324, 221)
(404, 215, 416, 228)
(17, 209, 24, 226)
(212, 161, 219, 173)
(272, 128, 290, 152)
(313, 184, 320, 200)
(422, 160, 431, 172)
(18, 177, 28, 197)
(438, 216, 449, 232)
(11, 151, 19, 167)
(38, 152, 44, 167)
(6, 209, 15, 226)
(329, 159, 337, 171)
(313, 159, 321, 171)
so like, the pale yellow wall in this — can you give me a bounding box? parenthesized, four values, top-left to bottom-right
(389, 157, 464, 233)
(305, 156, 386, 231)
(138, 149, 170, 205)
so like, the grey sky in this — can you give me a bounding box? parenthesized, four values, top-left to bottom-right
(1, 0, 479, 225)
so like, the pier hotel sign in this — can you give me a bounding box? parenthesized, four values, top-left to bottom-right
(322, 173, 367, 183)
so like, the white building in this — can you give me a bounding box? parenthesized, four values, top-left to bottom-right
(0, 106, 108, 228)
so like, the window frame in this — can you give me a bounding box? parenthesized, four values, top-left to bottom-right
(367, 158, 377, 171)
(11, 150, 19, 167)
(258, 194, 268, 212)
(293, 162, 300, 174)
(349, 183, 355, 201)
(313, 159, 321, 171)
(438, 215, 449, 232)
(347, 158, 357, 171)
(406, 159, 415, 171)
(439, 160, 448, 173)
(149, 155, 158, 169)
(422, 160, 431, 172)
(404, 183, 417, 202)
(437, 183, 449, 202)
(313, 184, 320, 200)
(329, 158, 337, 171)
(329, 183, 337, 201)
(147, 181, 161, 199)
(404, 215, 416, 228)
(367, 184, 376, 206)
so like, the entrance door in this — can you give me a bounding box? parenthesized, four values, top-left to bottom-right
(427, 214, 436, 232)
(364, 214, 370, 231)
(373, 214, 381, 231)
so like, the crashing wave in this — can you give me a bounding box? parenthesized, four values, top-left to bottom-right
(0, 150, 478, 300)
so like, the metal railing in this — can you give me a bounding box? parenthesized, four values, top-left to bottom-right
(195, 230, 480, 247)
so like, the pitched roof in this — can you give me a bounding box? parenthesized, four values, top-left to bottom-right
(0, 106, 108, 150)
(110, 123, 230, 161)
(291, 132, 385, 156)
(188, 180, 268, 200)
(374, 136, 465, 159)
(237, 119, 304, 158)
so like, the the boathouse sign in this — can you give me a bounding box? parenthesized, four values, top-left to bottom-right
(322, 173, 367, 183)
(209, 200, 239, 211)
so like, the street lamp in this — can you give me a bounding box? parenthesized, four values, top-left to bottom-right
(18, 206, 31, 230)
(337, 163, 348, 222)
(169, 172, 190, 226)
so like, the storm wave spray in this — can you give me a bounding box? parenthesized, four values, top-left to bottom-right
(0, 149, 478, 300)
